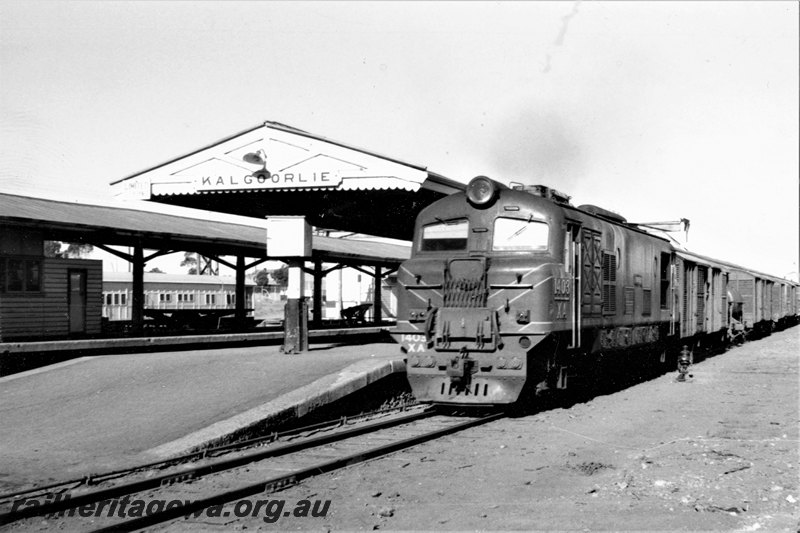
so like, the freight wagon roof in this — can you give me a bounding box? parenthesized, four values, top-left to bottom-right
(675, 249, 797, 285)
(0, 192, 410, 266)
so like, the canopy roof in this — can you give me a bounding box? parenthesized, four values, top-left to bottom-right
(0, 192, 410, 266)
(110, 121, 464, 240)
(103, 272, 256, 286)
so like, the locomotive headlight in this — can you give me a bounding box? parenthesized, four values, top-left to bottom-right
(496, 356, 507, 369)
(466, 176, 498, 206)
(423, 356, 436, 368)
(410, 309, 426, 321)
(509, 357, 523, 370)
(409, 356, 421, 367)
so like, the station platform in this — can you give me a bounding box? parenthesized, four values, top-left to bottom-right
(0, 325, 391, 376)
(0, 340, 405, 494)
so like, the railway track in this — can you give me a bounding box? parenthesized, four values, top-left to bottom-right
(0, 406, 504, 531)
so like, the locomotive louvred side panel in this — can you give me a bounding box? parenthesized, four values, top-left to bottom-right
(602, 251, 617, 315)
(624, 287, 635, 315)
(581, 229, 602, 316)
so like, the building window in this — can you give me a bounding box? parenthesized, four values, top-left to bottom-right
(7, 259, 23, 291)
(0, 257, 41, 293)
(121, 293, 127, 305)
(26, 261, 41, 291)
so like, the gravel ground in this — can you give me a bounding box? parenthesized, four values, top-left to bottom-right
(180, 327, 799, 532)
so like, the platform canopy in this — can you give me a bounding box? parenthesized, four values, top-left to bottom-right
(111, 121, 465, 240)
(0, 192, 411, 266)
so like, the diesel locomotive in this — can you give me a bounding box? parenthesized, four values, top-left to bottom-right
(391, 176, 798, 405)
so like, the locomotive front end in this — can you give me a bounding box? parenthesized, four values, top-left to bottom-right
(392, 177, 568, 405)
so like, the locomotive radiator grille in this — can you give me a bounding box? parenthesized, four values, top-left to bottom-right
(443, 258, 487, 308)
(443, 276, 487, 307)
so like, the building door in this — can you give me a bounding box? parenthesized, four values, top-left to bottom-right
(69, 270, 87, 334)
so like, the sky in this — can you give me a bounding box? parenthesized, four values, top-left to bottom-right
(1, 1, 798, 279)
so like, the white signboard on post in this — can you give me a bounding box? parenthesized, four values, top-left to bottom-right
(265, 216, 312, 258)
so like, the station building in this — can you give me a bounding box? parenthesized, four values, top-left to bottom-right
(0, 121, 463, 342)
(110, 121, 462, 241)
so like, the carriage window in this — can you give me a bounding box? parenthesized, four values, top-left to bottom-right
(420, 219, 468, 251)
(492, 218, 549, 251)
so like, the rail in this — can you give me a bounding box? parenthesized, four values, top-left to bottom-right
(0, 406, 504, 530)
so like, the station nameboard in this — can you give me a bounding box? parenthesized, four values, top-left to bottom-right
(195, 171, 343, 191)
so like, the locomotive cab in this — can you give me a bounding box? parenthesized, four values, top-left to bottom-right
(393, 176, 572, 404)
